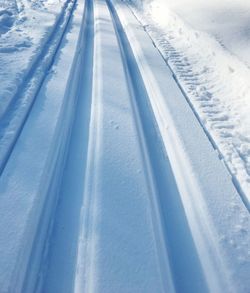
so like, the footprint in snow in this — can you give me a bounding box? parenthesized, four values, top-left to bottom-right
(0, 39, 32, 53)
(0, 10, 15, 35)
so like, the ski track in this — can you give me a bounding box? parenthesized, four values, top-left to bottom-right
(105, 1, 212, 292)
(0, 0, 76, 175)
(0, 0, 249, 292)
(40, 0, 94, 291)
(129, 3, 250, 210)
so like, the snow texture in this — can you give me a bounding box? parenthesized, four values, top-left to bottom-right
(131, 0, 250, 206)
(0, 0, 249, 292)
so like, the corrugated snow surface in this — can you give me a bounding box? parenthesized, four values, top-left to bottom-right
(130, 0, 250, 207)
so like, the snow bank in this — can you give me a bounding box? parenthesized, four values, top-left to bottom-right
(131, 0, 250, 206)
(159, 0, 250, 67)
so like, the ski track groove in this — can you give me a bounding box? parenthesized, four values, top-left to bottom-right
(148, 21, 250, 211)
(0, 0, 247, 291)
(12, 1, 92, 291)
(76, 0, 209, 291)
(40, 0, 94, 291)
(32, 0, 216, 291)
(0, 0, 77, 175)
(128, 7, 250, 211)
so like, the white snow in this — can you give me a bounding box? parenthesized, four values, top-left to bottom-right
(0, 0, 249, 292)
(130, 0, 250, 206)
(117, 2, 250, 291)
(0, 0, 66, 118)
(162, 0, 250, 67)
(0, 0, 85, 291)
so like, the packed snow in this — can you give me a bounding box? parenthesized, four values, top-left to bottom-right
(0, 0, 249, 292)
(130, 0, 250, 206)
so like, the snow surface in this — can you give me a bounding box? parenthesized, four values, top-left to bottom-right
(119, 2, 250, 291)
(162, 0, 250, 67)
(0, 0, 76, 174)
(131, 0, 250, 206)
(0, 0, 249, 292)
(0, 0, 66, 115)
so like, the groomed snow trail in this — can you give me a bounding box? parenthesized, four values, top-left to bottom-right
(0, 0, 249, 292)
(130, 0, 250, 209)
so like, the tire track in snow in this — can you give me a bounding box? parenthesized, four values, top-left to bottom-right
(129, 11, 250, 211)
(0, 0, 76, 175)
(163, 42, 250, 211)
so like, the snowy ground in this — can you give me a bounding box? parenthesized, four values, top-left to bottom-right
(0, 0, 249, 292)
(0, 0, 66, 116)
(162, 0, 250, 66)
(130, 0, 250, 206)
(0, 0, 74, 171)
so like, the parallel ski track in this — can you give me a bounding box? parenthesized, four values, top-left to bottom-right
(35, 0, 210, 291)
(106, 0, 209, 291)
(17, 0, 92, 291)
(39, 0, 94, 291)
(128, 8, 250, 212)
(0, 0, 77, 175)
(17, 0, 218, 291)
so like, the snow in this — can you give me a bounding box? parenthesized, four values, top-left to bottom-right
(162, 0, 250, 67)
(118, 2, 250, 291)
(0, 0, 65, 118)
(130, 0, 250, 206)
(0, 0, 84, 291)
(0, 0, 249, 292)
(0, 0, 75, 174)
